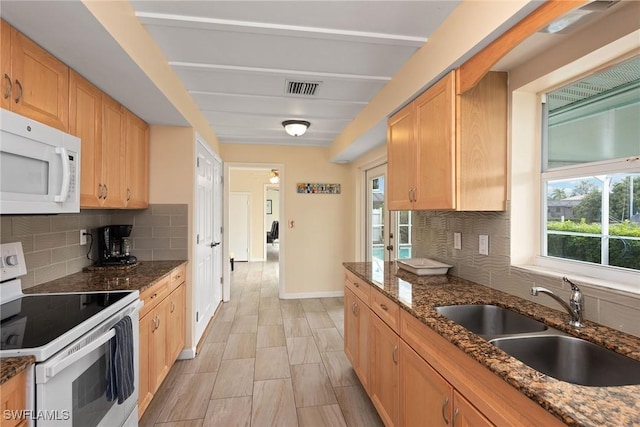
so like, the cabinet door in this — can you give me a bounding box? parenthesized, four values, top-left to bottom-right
(150, 297, 170, 393)
(124, 109, 149, 208)
(387, 102, 415, 211)
(69, 71, 103, 208)
(166, 283, 185, 364)
(1, 20, 11, 110)
(138, 313, 153, 418)
(414, 70, 456, 210)
(0, 369, 27, 427)
(453, 391, 494, 427)
(101, 96, 127, 207)
(370, 313, 399, 427)
(344, 288, 370, 391)
(399, 340, 453, 427)
(9, 27, 69, 131)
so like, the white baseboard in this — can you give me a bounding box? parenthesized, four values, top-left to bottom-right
(178, 348, 196, 360)
(280, 290, 344, 299)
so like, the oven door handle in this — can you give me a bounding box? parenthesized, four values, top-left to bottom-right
(45, 329, 115, 380)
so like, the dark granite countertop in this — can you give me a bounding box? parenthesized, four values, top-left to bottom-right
(1, 356, 34, 385)
(23, 260, 187, 295)
(343, 261, 640, 427)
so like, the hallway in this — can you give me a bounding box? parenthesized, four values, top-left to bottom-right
(140, 260, 383, 426)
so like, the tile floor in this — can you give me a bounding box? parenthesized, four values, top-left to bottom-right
(139, 252, 383, 427)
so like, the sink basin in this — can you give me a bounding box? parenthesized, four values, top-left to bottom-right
(490, 335, 640, 386)
(435, 304, 548, 337)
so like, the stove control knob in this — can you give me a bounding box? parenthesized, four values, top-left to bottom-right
(6, 334, 19, 345)
(6, 255, 18, 266)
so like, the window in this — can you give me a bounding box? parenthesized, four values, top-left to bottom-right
(396, 211, 412, 259)
(541, 56, 640, 274)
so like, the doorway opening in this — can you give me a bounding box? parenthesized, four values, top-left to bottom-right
(224, 164, 284, 300)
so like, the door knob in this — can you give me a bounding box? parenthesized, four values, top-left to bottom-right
(211, 242, 220, 248)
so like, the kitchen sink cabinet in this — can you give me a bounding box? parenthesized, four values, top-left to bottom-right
(387, 70, 507, 211)
(124, 109, 149, 209)
(138, 265, 186, 418)
(0, 19, 69, 131)
(0, 369, 28, 427)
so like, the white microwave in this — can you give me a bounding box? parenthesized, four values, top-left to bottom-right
(1, 109, 81, 214)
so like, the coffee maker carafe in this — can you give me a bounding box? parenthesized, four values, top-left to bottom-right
(98, 225, 138, 266)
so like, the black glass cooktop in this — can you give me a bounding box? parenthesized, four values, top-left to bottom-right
(0, 292, 130, 350)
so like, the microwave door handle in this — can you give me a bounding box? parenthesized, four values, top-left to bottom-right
(44, 329, 115, 381)
(54, 147, 70, 203)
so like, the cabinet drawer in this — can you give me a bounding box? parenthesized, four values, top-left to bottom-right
(371, 288, 399, 333)
(170, 264, 186, 291)
(345, 271, 370, 305)
(140, 276, 171, 318)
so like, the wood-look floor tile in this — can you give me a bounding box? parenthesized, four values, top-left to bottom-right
(256, 324, 286, 348)
(252, 378, 298, 427)
(155, 420, 203, 427)
(215, 303, 237, 322)
(255, 346, 291, 381)
(138, 374, 177, 427)
(283, 317, 312, 337)
(180, 342, 225, 373)
(202, 396, 252, 427)
(236, 301, 259, 316)
(281, 301, 306, 319)
(230, 315, 258, 334)
(222, 333, 256, 359)
(305, 311, 336, 329)
(286, 336, 322, 365)
(205, 321, 232, 343)
(297, 404, 347, 427)
(321, 297, 344, 310)
(211, 358, 255, 399)
(260, 287, 279, 298)
(290, 363, 337, 408)
(156, 372, 216, 423)
(259, 296, 280, 309)
(335, 385, 384, 427)
(258, 307, 283, 326)
(312, 327, 344, 352)
(321, 351, 359, 387)
(301, 298, 325, 312)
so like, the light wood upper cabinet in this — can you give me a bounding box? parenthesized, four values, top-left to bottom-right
(124, 109, 149, 209)
(102, 96, 127, 208)
(1, 20, 69, 131)
(69, 71, 103, 207)
(388, 70, 507, 211)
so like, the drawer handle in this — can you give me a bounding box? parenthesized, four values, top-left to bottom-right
(150, 293, 158, 299)
(441, 397, 450, 424)
(354, 282, 359, 288)
(380, 303, 388, 311)
(3, 74, 12, 99)
(14, 79, 22, 103)
(392, 344, 398, 365)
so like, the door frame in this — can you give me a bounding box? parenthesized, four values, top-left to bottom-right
(229, 191, 251, 262)
(357, 156, 387, 261)
(264, 183, 279, 257)
(223, 162, 285, 300)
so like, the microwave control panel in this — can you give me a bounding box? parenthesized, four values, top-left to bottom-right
(67, 151, 77, 202)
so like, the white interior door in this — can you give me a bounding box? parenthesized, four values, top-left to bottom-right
(212, 158, 223, 306)
(229, 192, 250, 262)
(194, 140, 221, 344)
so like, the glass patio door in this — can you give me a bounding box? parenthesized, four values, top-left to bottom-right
(366, 164, 389, 265)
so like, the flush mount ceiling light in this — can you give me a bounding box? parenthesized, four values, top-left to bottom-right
(282, 120, 310, 137)
(269, 169, 280, 184)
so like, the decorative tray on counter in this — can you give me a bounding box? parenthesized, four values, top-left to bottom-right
(396, 258, 452, 275)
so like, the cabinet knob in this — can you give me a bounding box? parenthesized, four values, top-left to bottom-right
(3, 74, 12, 100)
(14, 79, 22, 103)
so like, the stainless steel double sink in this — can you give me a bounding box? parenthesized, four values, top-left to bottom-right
(435, 304, 640, 387)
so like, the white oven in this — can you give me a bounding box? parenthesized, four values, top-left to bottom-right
(34, 299, 141, 427)
(0, 109, 80, 214)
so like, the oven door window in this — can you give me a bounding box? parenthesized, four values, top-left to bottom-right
(72, 350, 112, 427)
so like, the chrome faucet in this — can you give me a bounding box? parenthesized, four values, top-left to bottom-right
(531, 277, 585, 328)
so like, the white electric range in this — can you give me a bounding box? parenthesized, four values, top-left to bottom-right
(0, 242, 141, 427)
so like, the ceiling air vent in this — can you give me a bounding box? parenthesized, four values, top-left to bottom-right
(285, 80, 321, 96)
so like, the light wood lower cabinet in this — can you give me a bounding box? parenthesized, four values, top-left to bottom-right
(138, 265, 186, 418)
(343, 268, 564, 427)
(370, 313, 400, 427)
(0, 369, 27, 427)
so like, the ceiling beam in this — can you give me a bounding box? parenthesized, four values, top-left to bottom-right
(458, 0, 588, 94)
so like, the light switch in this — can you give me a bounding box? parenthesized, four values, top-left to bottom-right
(479, 235, 489, 256)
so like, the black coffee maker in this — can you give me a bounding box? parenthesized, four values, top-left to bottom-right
(97, 225, 137, 266)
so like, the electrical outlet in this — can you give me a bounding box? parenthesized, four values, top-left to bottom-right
(454, 233, 462, 250)
(80, 229, 87, 246)
(479, 235, 489, 256)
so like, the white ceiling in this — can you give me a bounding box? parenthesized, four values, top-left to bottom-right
(1, 1, 625, 161)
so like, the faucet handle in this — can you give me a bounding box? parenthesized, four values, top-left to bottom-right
(563, 276, 581, 292)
